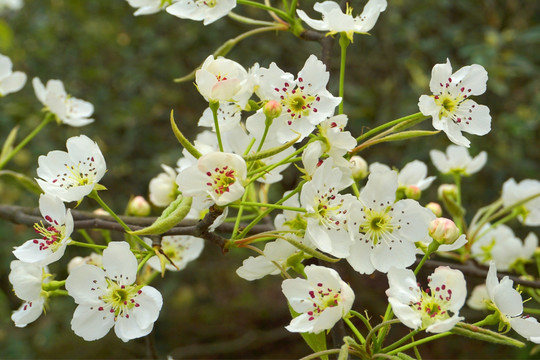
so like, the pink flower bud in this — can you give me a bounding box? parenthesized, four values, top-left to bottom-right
(405, 185, 421, 200)
(263, 100, 282, 119)
(426, 202, 443, 217)
(429, 218, 461, 245)
(127, 195, 151, 216)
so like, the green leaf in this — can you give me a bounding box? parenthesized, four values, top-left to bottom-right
(451, 322, 525, 348)
(0, 126, 18, 164)
(288, 305, 328, 360)
(0, 170, 42, 194)
(129, 194, 192, 236)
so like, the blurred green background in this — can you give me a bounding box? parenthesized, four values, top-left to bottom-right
(0, 0, 539, 358)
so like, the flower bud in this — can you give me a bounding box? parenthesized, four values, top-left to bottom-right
(93, 208, 109, 216)
(437, 184, 458, 201)
(263, 100, 282, 120)
(404, 185, 421, 200)
(350, 155, 368, 180)
(127, 195, 151, 216)
(429, 217, 461, 245)
(426, 202, 443, 217)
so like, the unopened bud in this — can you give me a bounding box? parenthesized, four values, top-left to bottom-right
(263, 100, 282, 120)
(127, 195, 151, 216)
(438, 184, 458, 201)
(429, 218, 461, 245)
(426, 202, 443, 217)
(93, 208, 109, 216)
(350, 155, 368, 180)
(404, 185, 421, 200)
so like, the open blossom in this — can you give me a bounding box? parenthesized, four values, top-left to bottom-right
(176, 151, 247, 206)
(36, 135, 107, 203)
(146, 235, 204, 272)
(0, 53, 27, 96)
(13, 193, 73, 266)
(370, 161, 435, 199)
(281, 265, 354, 334)
(430, 145, 487, 175)
(297, 0, 387, 42)
(66, 242, 163, 342)
(9, 261, 49, 327)
(166, 0, 236, 25)
(502, 178, 540, 226)
(471, 224, 537, 271)
(32, 78, 94, 127)
(482, 262, 540, 343)
(236, 239, 299, 281)
(256, 55, 341, 143)
(386, 266, 467, 333)
(126, 0, 178, 16)
(346, 167, 435, 274)
(418, 59, 491, 147)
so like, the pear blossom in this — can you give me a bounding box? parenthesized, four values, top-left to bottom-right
(65, 242, 163, 342)
(149, 164, 178, 207)
(176, 151, 247, 206)
(369, 161, 435, 200)
(36, 135, 107, 203)
(502, 178, 540, 226)
(297, 0, 387, 42)
(300, 159, 355, 257)
(13, 193, 73, 266)
(126, 0, 177, 16)
(471, 224, 537, 271)
(0, 53, 27, 96)
(8, 261, 49, 327)
(281, 265, 354, 334)
(386, 266, 467, 333)
(166, 0, 236, 25)
(430, 145, 487, 175)
(483, 262, 540, 343)
(199, 101, 243, 131)
(146, 235, 204, 272)
(236, 239, 299, 281)
(32, 78, 94, 127)
(418, 59, 491, 147)
(256, 55, 341, 142)
(67, 253, 102, 273)
(346, 167, 435, 274)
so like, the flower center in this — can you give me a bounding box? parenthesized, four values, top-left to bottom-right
(99, 280, 142, 320)
(359, 208, 394, 246)
(306, 282, 342, 321)
(197, 0, 217, 8)
(412, 284, 454, 328)
(51, 157, 99, 189)
(32, 219, 66, 252)
(274, 80, 320, 125)
(206, 166, 237, 195)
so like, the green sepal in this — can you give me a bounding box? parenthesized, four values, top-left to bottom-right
(288, 304, 328, 360)
(170, 110, 202, 159)
(129, 194, 192, 236)
(451, 322, 525, 348)
(0, 170, 42, 194)
(243, 134, 300, 162)
(0, 126, 19, 163)
(93, 183, 107, 191)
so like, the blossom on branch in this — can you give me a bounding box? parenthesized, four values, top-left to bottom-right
(281, 265, 354, 334)
(36, 135, 107, 203)
(430, 144, 487, 176)
(418, 59, 491, 147)
(502, 178, 540, 226)
(0, 53, 27, 96)
(66, 242, 163, 342)
(166, 0, 236, 26)
(126, 0, 177, 16)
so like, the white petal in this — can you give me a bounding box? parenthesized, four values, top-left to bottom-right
(66, 264, 107, 304)
(102, 242, 138, 285)
(12, 298, 45, 328)
(509, 316, 540, 343)
(71, 304, 115, 341)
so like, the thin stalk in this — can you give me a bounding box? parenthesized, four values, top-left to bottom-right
(288, 0, 298, 17)
(299, 349, 341, 360)
(209, 101, 224, 152)
(338, 34, 350, 115)
(356, 112, 426, 143)
(237, 0, 293, 23)
(232, 201, 306, 212)
(369, 318, 401, 351)
(227, 11, 278, 26)
(137, 251, 155, 273)
(349, 310, 372, 332)
(387, 332, 452, 356)
(69, 240, 107, 250)
(344, 317, 366, 344)
(0, 112, 54, 170)
(380, 329, 420, 353)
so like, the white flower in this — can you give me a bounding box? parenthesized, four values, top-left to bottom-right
(36, 135, 107, 203)
(346, 167, 435, 274)
(67, 253, 102, 273)
(256, 55, 341, 142)
(297, 0, 387, 42)
(236, 239, 298, 281)
(471, 224, 537, 271)
(430, 145, 487, 175)
(126, 0, 177, 16)
(199, 101, 243, 132)
(418, 59, 491, 147)
(467, 284, 488, 311)
(300, 159, 355, 257)
(146, 235, 204, 272)
(166, 0, 236, 25)
(13, 194, 73, 266)
(32, 78, 94, 127)
(149, 164, 178, 207)
(502, 178, 540, 226)
(65, 242, 163, 342)
(281, 265, 354, 334)
(176, 151, 247, 206)
(194, 55, 250, 105)
(485, 262, 540, 343)
(397, 160, 435, 192)
(0, 53, 26, 96)
(386, 266, 466, 333)
(8, 261, 48, 327)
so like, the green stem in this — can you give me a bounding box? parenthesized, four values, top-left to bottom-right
(380, 329, 420, 353)
(350, 310, 372, 332)
(69, 240, 107, 250)
(233, 201, 306, 212)
(344, 316, 366, 344)
(369, 318, 401, 352)
(237, 0, 293, 23)
(137, 251, 155, 273)
(387, 332, 452, 356)
(299, 349, 341, 360)
(0, 112, 54, 170)
(227, 11, 278, 26)
(209, 101, 224, 152)
(338, 34, 350, 115)
(88, 191, 153, 251)
(355, 112, 426, 143)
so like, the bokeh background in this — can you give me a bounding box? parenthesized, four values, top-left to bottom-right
(0, 0, 539, 358)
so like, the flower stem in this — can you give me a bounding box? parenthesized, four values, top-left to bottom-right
(209, 101, 224, 152)
(380, 329, 420, 353)
(387, 332, 452, 355)
(344, 316, 366, 344)
(0, 112, 54, 170)
(237, 0, 293, 23)
(299, 349, 341, 360)
(69, 240, 107, 250)
(338, 34, 350, 115)
(232, 201, 306, 212)
(355, 112, 426, 143)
